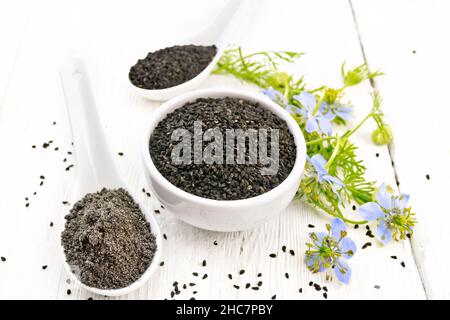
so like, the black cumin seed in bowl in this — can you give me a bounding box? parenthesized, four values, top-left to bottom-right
(61, 188, 157, 290)
(129, 45, 217, 90)
(149, 97, 297, 200)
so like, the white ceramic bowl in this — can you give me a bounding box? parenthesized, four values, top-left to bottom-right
(141, 88, 306, 232)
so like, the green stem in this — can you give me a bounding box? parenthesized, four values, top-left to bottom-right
(313, 93, 325, 115)
(306, 136, 337, 146)
(314, 202, 367, 225)
(325, 136, 340, 169)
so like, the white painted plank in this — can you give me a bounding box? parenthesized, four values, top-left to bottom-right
(351, 0, 450, 299)
(0, 0, 425, 299)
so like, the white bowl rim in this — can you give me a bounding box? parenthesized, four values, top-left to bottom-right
(141, 87, 306, 209)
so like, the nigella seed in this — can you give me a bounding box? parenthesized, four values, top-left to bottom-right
(289, 250, 295, 256)
(391, 255, 397, 260)
(362, 242, 372, 249)
(299, 288, 303, 293)
(354, 224, 359, 229)
(146, 193, 151, 198)
(323, 292, 328, 299)
(271, 295, 276, 300)
(245, 283, 250, 289)
(40, 181, 44, 186)
(285, 273, 289, 279)
(170, 291, 174, 298)
(213, 241, 218, 245)
(32, 145, 36, 148)
(163, 234, 167, 240)
(314, 283, 321, 291)
(257, 281, 262, 287)
(426, 174, 430, 180)
(376, 153, 379, 157)
(193, 272, 198, 277)
(309, 281, 313, 287)
(67, 289, 71, 295)
(252, 287, 259, 291)
(269, 253, 276, 258)
(25, 203, 29, 207)
(202, 274, 208, 279)
(40, 175, 45, 180)
(374, 285, 381, 289)
(228, 274, 232, 280)
(42, 265, 47, 270)
(282, 245, 286, 253)
(257, 273, 262, 277)
(401, 261, 406, 268)
(50, 222, 53, 227)
(352, 205, 356, 211)
(233, 285, 240, 289)
(189, 283, 196, 287)
(118, 152, 124, 156)
(65, 164, 74, 171)
(160, 261, 164, 266)
(154, 210, 160, 214)
(202, 260, 206, 267)
(308, 224, 315, 228)
(239, 269, 245, 275)
(323, 286, 328, 292)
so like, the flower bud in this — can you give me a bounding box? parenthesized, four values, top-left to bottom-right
(372, 126, 393, 145)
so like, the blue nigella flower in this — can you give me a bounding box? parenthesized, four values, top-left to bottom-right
(328, 103, 352, 120)
(358, 184, 416, 243)
(305, 218, 356, 284)
(262, 87, 288, 106)
(294, 92, 335, 135)
(307, 154, 345, 197)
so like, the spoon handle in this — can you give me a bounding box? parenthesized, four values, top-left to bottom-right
(59, 58, 122, 194)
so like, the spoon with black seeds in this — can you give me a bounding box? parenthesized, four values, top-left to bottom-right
(59, 59, 162, 296)
(128, 0, 255, 101)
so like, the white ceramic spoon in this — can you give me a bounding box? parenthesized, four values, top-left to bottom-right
(130, 0, 256, 101)
(59, 58, 162, 296)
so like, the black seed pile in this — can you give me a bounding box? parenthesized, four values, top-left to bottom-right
(149, 97, 297, 200)
(129, 45, 217, 89)
(61, 188, 157, 290)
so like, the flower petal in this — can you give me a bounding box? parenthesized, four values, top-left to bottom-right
(376, 183, 392, 210)
(310, 154, 327, 171)
(305, 117, 319, 133)
(395, 193, 410, 210)
(310, 232, 328, 246)
(317, 116, 333, 135)
(296, 92, 317, 111)
(377, 220, 392, 244)
(358, 202, 385, 221)
(326, 175, 345, 188)
(340, 237, 357, 259)
(334, 259, 351, 285)
(331, 218, 347, 240)
(336, 105, 352, 120)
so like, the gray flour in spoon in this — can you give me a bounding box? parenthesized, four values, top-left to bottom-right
(61, 188, 157, 290)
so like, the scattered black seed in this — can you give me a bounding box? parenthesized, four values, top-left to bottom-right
(170, 291, 175, 298)
(25, 203, 29, 207)
(149, 97, 296, 200)
(401, 261, 406, 268)
(271, 295, 276, 300)
(245, 283, 250, 289)
(118, 152, 124, 156)
(63, 158, 67, 162)
(146, 193, 151, 198)
(257, 273, 262, 277)
(282, 245, 286, 253)
(314, 283, 321, 291)
(43, 142, 50, 148)
(54, 147, 59, 151)
(202, 274, 208, 279)
(412, 50, 416, 54)
(189, 283, 196, 287)
(65, 164, 74, 171)
(239, 269, 245, 275)
(87, 297, 93, 300)
(67, 289, 71, 295)
(0, 257, 5, 262)
(354, 224, 359, 229)
(257, 281, 262, 287)
(68, 151, 72, 155)
(163, 234, 167, 240)
(190, 297, 195, 300)
(426, 174, 430, 180)
(53, 121, 56, 125)
(285, 273, 289, 279)
(391, 255, 397, 259)
(213, 240, 218, 245)
(323, 286, 328, 292)
(202, 260, 207, 267)
(32, 145, 36, 149)
(323, 292, 328, 299)
(193, 291, 197, 294)
(396, 180, 400, 186)
(374, 285, 381, 289)
(406, 233, 411, 239)
(251, 287, 259, 291)
(362, 242, 372, 249)
(62, 201, 69, 205)
(40, 175, 45, 180)
(228, 274, 232, 280)
(50, 222, 53, 227)
(193, 272, 198, 277)
(376, 153, 379, 157)
(25, 197, 28, 201)
(129, 45, 217, 90)
(233, 285, 240, 289)
(142, 188, 146, 193)
(269, 253, 276, 258)
(366, 225, 370, 230)
(366, 230, 375, 238)
(160, 261, 164, 266)
(161, 205, 165, 209)
(299, 288, 303, 293)
(33, 192, 36, 195)
(42, 265, 48, 270)
(309, 281, 313, 286)
(39, 181, 44, 186)
(308, 224, 315, 228)
(172, 281, 178, 286)
(289, 249, 295, 256)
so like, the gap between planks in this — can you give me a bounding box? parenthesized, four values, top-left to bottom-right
(348, 0, 429, 299)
